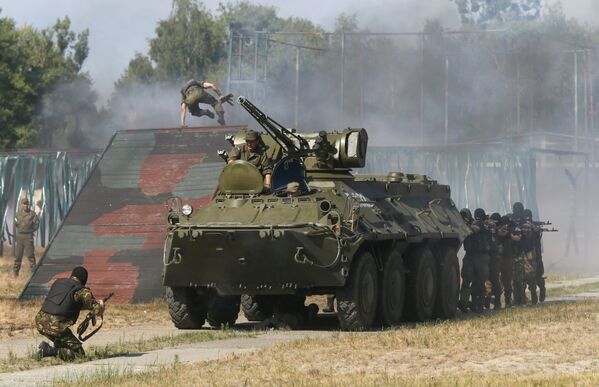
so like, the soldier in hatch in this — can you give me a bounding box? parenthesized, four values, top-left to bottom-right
(13, 197, 40, 276)
(180, 79, 227, 126)
(228, 130, 273, 189)
(35, 266, 105, 360)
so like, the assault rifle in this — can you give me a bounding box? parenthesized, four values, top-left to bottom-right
(540, 227, 559, 232)
(77, 292, 114, 342)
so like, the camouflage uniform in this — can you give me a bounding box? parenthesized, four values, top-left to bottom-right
(487, 225, 503, 309)
(181, 80, 225, 125)
(35, 277, 102, 360)
(228, 146, 273, 177)
(511, 234, 533, 305)
(13, 207, 39, 276)
(533, 227, 546, 302)
(459, 225, 491, 313)
(497, 232, 513, 307)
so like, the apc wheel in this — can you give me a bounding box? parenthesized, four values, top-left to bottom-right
(377, 251, 406, 326)
(336, 251, 379, 331)
(241, 295, 275, 321)
(207, 294, 240, 328)
(433, 246, 460, 319)
(403, 246, 437, 322)
(165, 287, 207, 329)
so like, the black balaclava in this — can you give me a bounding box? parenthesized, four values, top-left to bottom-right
(474, 208, 486, 221)
(71, 266, 88, 286)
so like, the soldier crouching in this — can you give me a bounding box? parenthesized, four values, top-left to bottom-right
(35, 266, 104, 360)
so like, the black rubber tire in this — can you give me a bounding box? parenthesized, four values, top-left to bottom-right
(241, 295, 276, 321)
(336, 251, 379, 331)
(433, 246, 460, 319)
(403, 246, 437, 322)
(165, 286, 207, 329)
(377, 251, 406, 326)
(207, 294, 240, 328)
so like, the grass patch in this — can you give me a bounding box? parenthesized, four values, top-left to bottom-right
(544, 272, 590, 283)
(0, 330, 253, 373)
(546, 281, 599, 297)
(56, 300, 599, 386)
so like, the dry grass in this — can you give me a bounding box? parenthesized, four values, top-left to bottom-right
(58, 300, 599, 386)
(1, 330, 253, 373)
(0, 256, 172, 338)
(544, 271, 590, 283)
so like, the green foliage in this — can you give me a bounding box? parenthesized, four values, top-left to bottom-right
(114, 53, 155, 90)
(452, 0, 542, 25)
(148, 0, 225, 82)
(0, 11, 92, 149)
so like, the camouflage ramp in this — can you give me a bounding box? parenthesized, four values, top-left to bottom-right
(20, 126, 244, 303)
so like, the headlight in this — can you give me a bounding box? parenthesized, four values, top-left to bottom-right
(181, 204, 193, 216)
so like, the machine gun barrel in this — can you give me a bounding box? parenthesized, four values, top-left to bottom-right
(237, 96, 305, 153)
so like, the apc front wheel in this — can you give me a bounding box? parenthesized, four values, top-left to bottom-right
(241, 295, 275, 321)
(207, 294, 240, 328)
(165, 287, 207, 329)
(336, 251, 379, 331)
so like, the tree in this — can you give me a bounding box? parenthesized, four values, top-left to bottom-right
(0, 11, 91, 149)
(452, 0, 542, 25)
(148, 0, 225, 82)
(114, 53, 155, 90)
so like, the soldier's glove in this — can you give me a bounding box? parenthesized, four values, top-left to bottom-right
(220, 93, 235, 106)
(96, 300, 105, 319)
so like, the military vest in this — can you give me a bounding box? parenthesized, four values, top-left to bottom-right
(41, 278, 85, 322)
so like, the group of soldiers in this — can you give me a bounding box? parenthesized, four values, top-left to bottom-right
(458, 202, 547, 313)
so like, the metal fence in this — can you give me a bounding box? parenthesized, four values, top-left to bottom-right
(0, 151, 99, 255)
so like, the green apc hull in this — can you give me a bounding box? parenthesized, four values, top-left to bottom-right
(163, 224, 348, 295)
(161, 97, 471, 330)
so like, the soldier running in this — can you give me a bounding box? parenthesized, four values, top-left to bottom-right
(13, 197, 39, 276)
(35, 266, 105, 360)
(180, 79, 227, 126)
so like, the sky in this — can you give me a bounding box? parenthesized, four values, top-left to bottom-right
(0, 0, 596, 104)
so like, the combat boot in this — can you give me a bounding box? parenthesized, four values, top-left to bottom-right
(458, 300, 469, 313)
(530, 290, 538, 305)
(216, 111, 226, 126)
(37, 341, 57, 359)
(493, 293, 502, 310)
(472, 296, 484, 313)
(539, 286, 546, 302)
(504, 296, 512, 308)
(323, 295, 335, 313)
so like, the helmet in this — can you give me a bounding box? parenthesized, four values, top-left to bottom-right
(523, 209, 533, 220)
(474, 208, 486, 221)
(490, 212, 501, 222)
(512, 202, 524, 218)
(460, 208, 473, 221)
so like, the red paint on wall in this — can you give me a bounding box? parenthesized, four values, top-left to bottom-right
(49, 249, 138, 303)
(138, 153, 206, 196)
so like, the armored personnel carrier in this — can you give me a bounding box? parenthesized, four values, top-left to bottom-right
(163, 97, 470, 330)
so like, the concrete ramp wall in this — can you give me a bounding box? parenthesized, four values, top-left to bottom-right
(20, 126, 244, 303)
